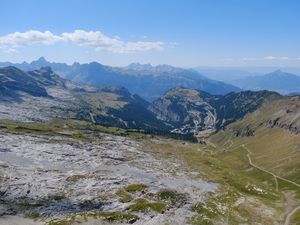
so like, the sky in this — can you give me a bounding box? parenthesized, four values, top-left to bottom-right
(0, 0, 300, 67)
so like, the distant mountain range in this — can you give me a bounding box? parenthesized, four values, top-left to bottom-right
(0, 66, 281, 136)
(2, 59, 300, 136)
(231, 70, 300, 94)
(195, 66, 300, 82)
(3, 58, 300, 99)
(0, 57, 240, 101)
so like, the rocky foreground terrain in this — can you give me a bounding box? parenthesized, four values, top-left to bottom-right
(0, 122, 216, 225)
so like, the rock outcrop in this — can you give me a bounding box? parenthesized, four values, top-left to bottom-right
(149, 87, 279, 135)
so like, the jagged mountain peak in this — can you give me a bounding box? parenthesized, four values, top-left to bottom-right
(0, 59, 241, 101)
(31, 56, 49, 65)
(37, 56, 47, 62)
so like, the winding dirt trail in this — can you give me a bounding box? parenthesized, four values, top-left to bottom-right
(241, 144, 300, 225)
(242, 144, 279, 191)
(284, 205, 300, 225)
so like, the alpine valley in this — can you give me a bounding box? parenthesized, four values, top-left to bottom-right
(1, 62, 300, 225)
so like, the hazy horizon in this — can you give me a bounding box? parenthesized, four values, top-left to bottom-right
(1, 0, 300, 68)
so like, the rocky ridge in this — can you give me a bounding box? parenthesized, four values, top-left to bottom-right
(149, 87, 280, 136)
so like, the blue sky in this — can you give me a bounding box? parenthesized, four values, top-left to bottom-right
(0, 0, 300, 67)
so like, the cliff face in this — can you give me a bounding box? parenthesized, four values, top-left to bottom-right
(263, 96, 300, 134)
(149, 87, 280, 135)
(149, 87, 218, 134)
(221, 95, 300, 138)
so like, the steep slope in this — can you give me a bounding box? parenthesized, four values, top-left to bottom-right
(213, 90, 280, 128)
(149, 87, 280, 135)
(149, 93, 300, 224)
(0, 66, 48, 100)
(210, 93, 300, 181)
(233, 70, 300, 94)
(0, 67, 166, 131)
(0, 58, 241, 101)
(207, 94, 300, 221)
(149, 87, 218, 135)
(221, 95, 300, 136)
(197, 94, 300, 225)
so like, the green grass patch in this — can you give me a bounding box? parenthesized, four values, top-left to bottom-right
(290, 208, 300, 224)
(190, 191, 238, 225)
(116, 189, 133, 203)
(47, 218, 73, 225)
(145, 136, 285, 224)
(86, 211, 138, 223)
(0, 118, 147, 141)
(125, 183, 147, 193)
(47, 211, 139, 225)
(155, 189, 187, 205)
(127, 198, 166, 213)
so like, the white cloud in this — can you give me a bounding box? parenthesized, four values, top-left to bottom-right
(263, 56, 289, 60)
(0, 30, 61, 51)
(242, 56, 290, 61)
(0, 29, 166, 53)
(62, 30, 164, 53)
